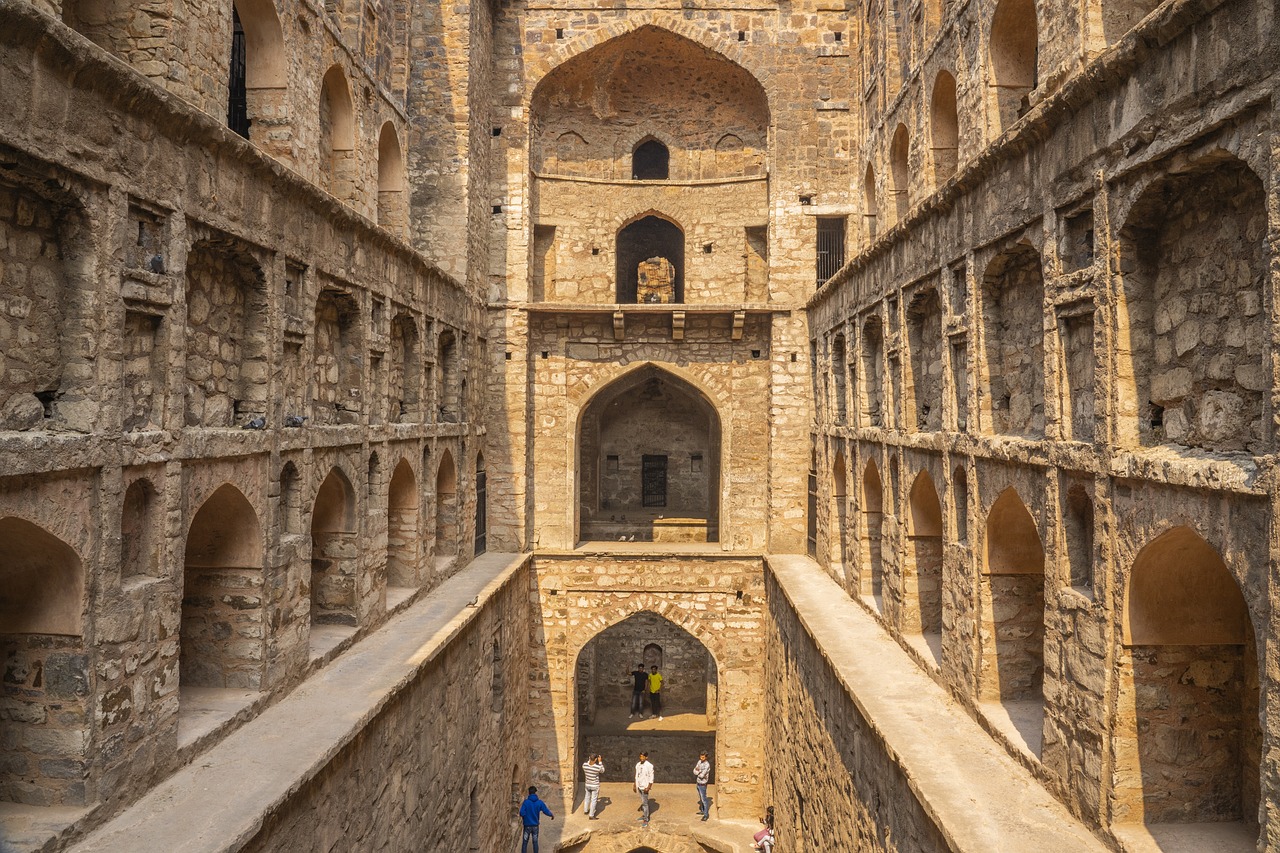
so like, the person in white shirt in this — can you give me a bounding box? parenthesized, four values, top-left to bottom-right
(634, 751, 655, 825)
(581, 754, 604, 819)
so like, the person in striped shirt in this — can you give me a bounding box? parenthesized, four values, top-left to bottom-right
(581, 754, 604, 819)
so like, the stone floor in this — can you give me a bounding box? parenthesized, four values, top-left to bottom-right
(541, 782, 760, 852)
(0, 802, 92, 853)
(1113, 821, 1257, 853)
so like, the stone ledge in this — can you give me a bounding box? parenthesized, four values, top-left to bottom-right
(765, 554, 1111, 853)
(64, 553, 530, 853)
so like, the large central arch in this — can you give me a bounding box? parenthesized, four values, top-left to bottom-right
(577, 365, 722, 543)
(571, 609, 721, 819)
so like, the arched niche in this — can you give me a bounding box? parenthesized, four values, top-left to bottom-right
(989, 0, 1038, 132)
(319, 64, 356, 197)
(573, 611, 719, 799)
(528, 25, 768, 180)
(577, 366, 721, 543)
(387, 459, 419, 588)
(632, 137, 670, 180)
(979, 488, 1045, 723)
(310, 468, 358, 626)
(890, 123, 910, 222)
(905, 471, 943, 642)
(0, 518, 84, 635)
(434, 449, 458, 565)
(377, 122, 407, 232)
(906, 288, 943, 432)
(930, 71, 959, 184)
(831, 333, 848, 424)
(1117, 527, 1259, 831)
(182, 484, 265, 688)
(830, 449, 848, 569)
(860, 460, 885, 604)
(228, 0, 288, 148)
(863, 162, 879, 240)
(122, 478, 161, 580)
(616, 214, 684, 304)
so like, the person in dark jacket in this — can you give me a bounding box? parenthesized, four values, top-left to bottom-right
(519, 786, 554, 853)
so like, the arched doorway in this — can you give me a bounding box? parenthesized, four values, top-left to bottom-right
(1115, 527, 1259, 838)
(906, 470, 943, 666)
(0, 517, 86, 806)
(616, 215, 684, 304)
(980, 487, 1045, 754)
(183, 485, 264, 687)
(474, 452, 487, 556)
(310, 468, 357, 627)
(861, 460, 884, 608)
(434, 450, 458, 571)
(386, 459, 419, 590)
(577, 366, 721, 543)
(574, 612, 719, 819)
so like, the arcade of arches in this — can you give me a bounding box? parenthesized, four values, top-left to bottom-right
(4, 0, 1280, 851)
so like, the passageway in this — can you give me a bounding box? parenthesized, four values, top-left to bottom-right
(574, 612, 718, 812)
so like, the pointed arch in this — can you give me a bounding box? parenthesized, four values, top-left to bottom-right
(830, 449, 849, 569)
(616, 214, 685, 303)
(890, 123, 911, 222)
(387, 458, 419, 588)
(377, 122, 406, 232)
(861, 460, 885, 604)
(930, 70, 958, 184)
(434, 449, 459, 565)
(0, 517, 84, 635)
(989, 0, 1038, 132)
(319, 64, 356, 197)
(905, 471, 944, 646)
(577, 364, 722, 543)
(311, 467, 358, 625)
(182, 484, 265, 687)
(1117, 526, 1259, 828)
(632, 137, 670, 180)
(980, 487, 1045, 720)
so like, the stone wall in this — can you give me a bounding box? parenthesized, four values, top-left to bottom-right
(809, 0, 1280, 841)
(764, 570, 952, 852)
(0, 2, 485, 815)
(236, 561, 531, 853)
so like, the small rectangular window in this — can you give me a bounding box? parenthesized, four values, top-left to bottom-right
(606, 454, 619, 472)
(690, 454, 703, 473)
(816, 217, 847, 285)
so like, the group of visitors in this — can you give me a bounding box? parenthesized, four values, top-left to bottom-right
(520, 762, 774, 852)
(630, 662, 663, 720)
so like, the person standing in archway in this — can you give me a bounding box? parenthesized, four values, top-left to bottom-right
(630, 662, 648, 719)
(693, 751, 711, 821)
(582, 753, 604, 820)
(648, 665, 664, 720)
(635, 751, 655, 826)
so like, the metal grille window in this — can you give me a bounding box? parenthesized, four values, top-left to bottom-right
(816, 217, 847, 285)
(227, 8, 249, 139)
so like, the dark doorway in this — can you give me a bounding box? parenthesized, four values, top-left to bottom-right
(642, 455, 668, 507)
(227, 8, 250, 138)
(616, 216, 684, 303)
(632, 139, 670, 180)
(474, 454, 487, 556)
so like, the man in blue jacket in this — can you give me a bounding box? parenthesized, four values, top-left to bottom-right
(519, 786, 554, 853)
